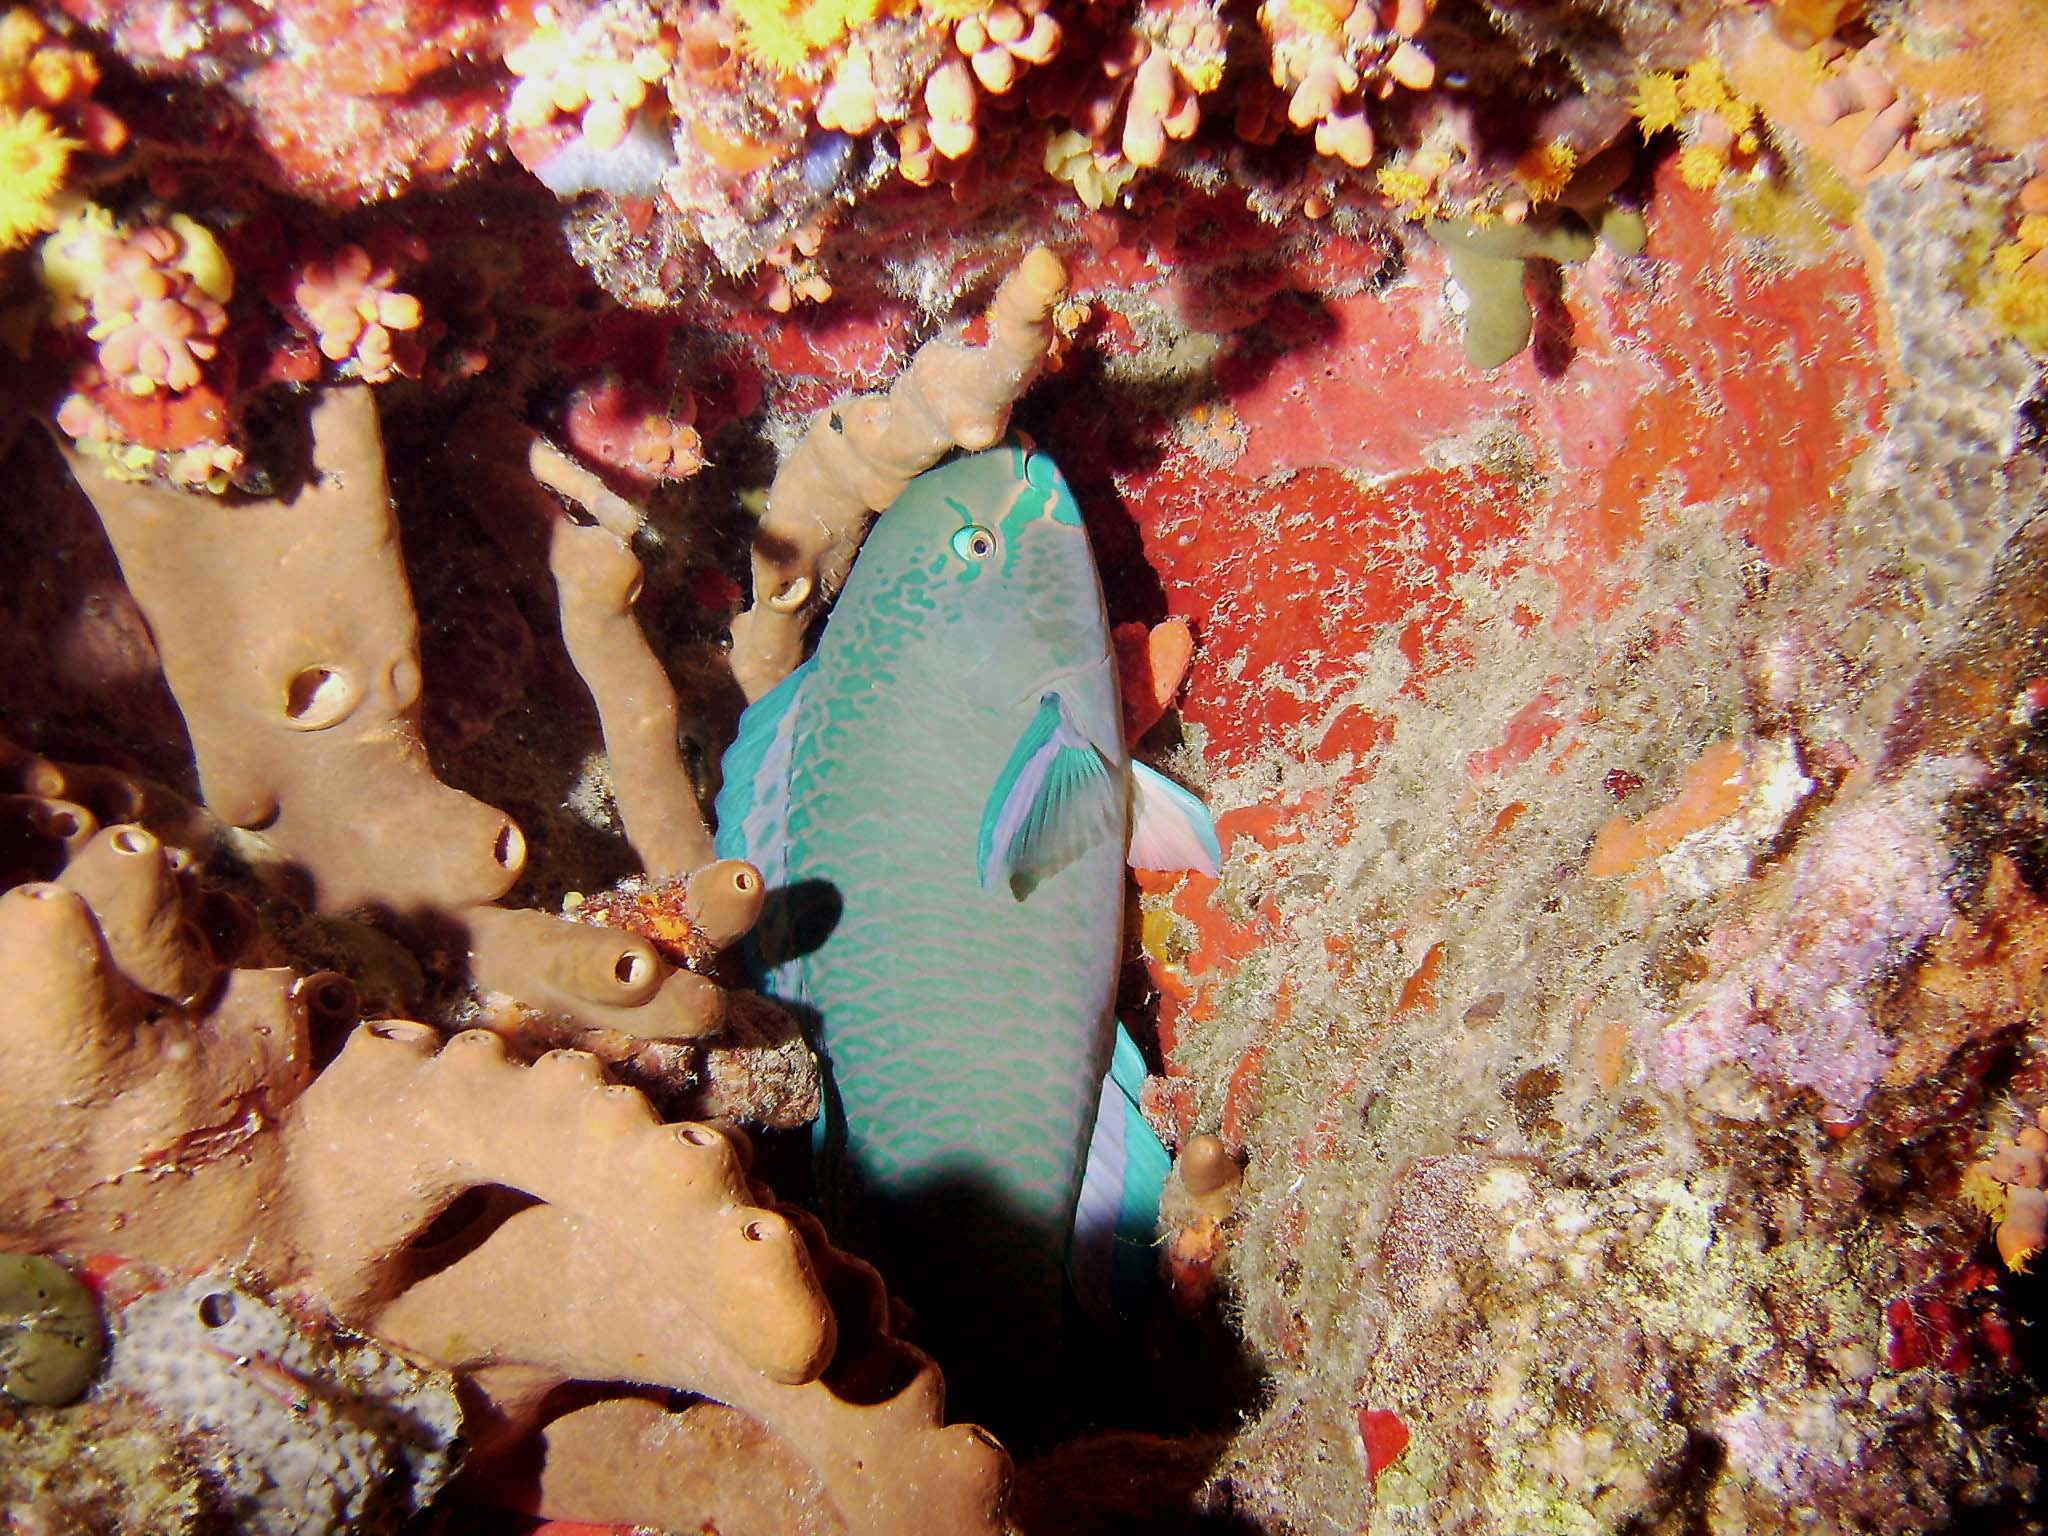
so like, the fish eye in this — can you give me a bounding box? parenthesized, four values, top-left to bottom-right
(952, 524, 998, 562)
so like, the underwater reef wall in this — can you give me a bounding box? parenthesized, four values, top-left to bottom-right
(2, 0, 2047, 1531)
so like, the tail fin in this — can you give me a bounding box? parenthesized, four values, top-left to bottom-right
(1068, 1022, 1171, 1328)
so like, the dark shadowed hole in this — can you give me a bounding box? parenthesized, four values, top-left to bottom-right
(821, 1336, 926, 1408)
(284, 666, 352, 728)
(402, 1184, 543, 1287)
(310, 977, 357, 1024)
(197, 1292, 235, 1328)
(196, 889, 257, 967)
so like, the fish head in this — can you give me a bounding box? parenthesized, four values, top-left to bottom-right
(850, 441, 1111, 700)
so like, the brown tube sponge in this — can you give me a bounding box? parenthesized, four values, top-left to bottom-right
(0, 792, 99, 883)
(0, 809, 1007, 1531)
(685, 859, 767, 952)
(0, 880, 306, 1269)
(524, 434, 645, 543)
(468, 904, 727, 1038)
(59, 392, 754, 1039)
(376, 1203, 1013, 1536)
(513, 1395, 842, 1535)
(728, 246, 1070, 700)
(0, 881, 148, 1076)
(63, 388, 526, 916)
(545, 490, 714, 879)
(0, 737, 211, 855)
(288, 1022, 834, 1382)
(57, 824, 215, 1005)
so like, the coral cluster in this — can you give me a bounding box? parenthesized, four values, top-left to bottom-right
(37, 203, 242, 487)
(0, 246, 1070, 1530)
(100, 1271, 463, 1535)
(1968, 1110, 2048, 1270)
(0, 701, 1007, 1534)
(0, 5, 123, 250)
(289, 244, 426, 384)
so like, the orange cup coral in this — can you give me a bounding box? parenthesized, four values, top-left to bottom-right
(291, 244, 426, 384)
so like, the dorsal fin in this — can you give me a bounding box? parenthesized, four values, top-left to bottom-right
(715, 655, 815, 1003)
(715, 655, 814, 870)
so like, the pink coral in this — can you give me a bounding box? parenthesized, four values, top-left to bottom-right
(757, 222, 833, 313)
(913, 3, 1063, 165)
(957, 1, 1062, 95)
(1250, 0, 1437, 167)
(292, 244, 425, 384)
(504, 13, 673, 154)
(563, 376, 704, 490)
(87, 225, 228, 395)
(1120, 24, 1213, 166)
(1030, 6, 1226, 179)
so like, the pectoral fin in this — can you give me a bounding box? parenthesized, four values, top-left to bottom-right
(978, 693, 1119, 897)
(1128, 760, 1223, 876)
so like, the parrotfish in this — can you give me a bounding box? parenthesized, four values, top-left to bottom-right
(715, 443, 1219, 1418)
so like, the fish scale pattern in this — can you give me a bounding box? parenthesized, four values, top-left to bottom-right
(726, 448, 1128, 1388)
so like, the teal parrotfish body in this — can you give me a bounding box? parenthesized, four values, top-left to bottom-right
(715, 442, 1220, 1415)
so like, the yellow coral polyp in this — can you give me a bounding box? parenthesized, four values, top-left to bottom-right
(35, 199, 114, 322)
(727, 0, 906, 74)
(167, 212, 234, 304)
(1677, 59, 1732, 116)
(70, 434, 152, 483)
(1044, 128, 1137, 211)
(1984, 206, 2048, 353)
(1181, 54, 1225, 96)
(1377, 153, 1453, 221)
(1629, 71, 1683, 136)
(1988, 268, 2048, 355)
(1669, 58, 1758, 138)
(0, 105, 75, 250)
(1961, 1161, 2013, 1224)
(1677, 141, 1729, 192)
(1376, 163, 1435, 205)
(1516, 141, 1578, 203)
(1268, 0, 1349, 43)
